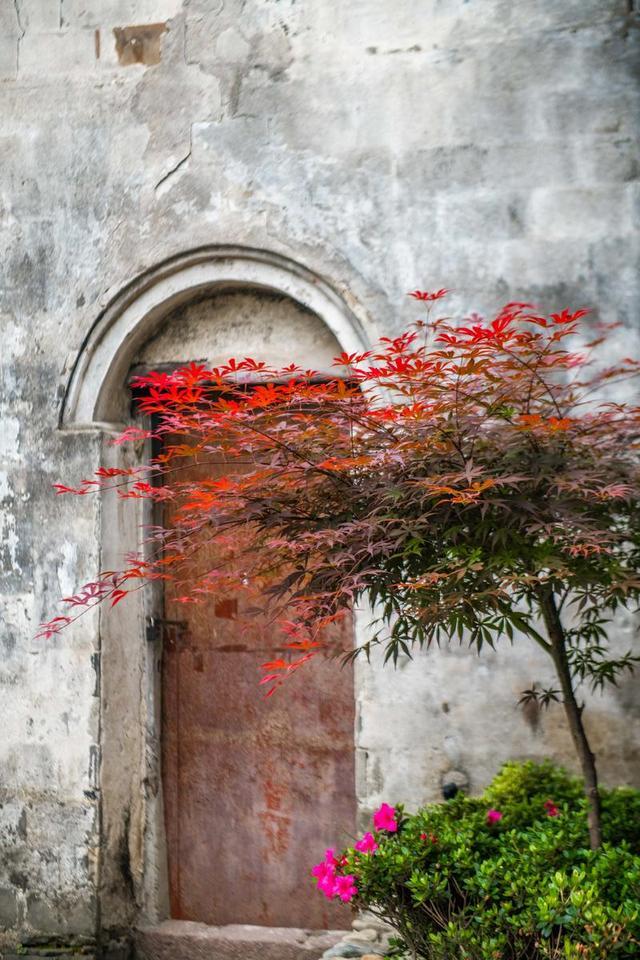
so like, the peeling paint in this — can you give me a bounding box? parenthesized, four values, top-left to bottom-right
(0, 510, 21, 575)
(113, 23, 167, 67)
(0, 418, 20, 460)
(56, 542, 78, 600)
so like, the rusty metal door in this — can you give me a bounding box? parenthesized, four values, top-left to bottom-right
(161, 452, 356, 928)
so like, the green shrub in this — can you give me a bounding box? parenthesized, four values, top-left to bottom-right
(483, 760, 585, 812)
(313, 762, 640, 959)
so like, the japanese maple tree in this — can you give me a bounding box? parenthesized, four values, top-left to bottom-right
(42, 292, 640, 850)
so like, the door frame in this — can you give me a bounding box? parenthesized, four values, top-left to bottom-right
(58, 247, 373, 937)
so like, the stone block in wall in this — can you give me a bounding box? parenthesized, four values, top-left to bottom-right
(186, 17, 250, 69)
(398, 137, 577, 193)
(191, 117, 269, 166)
(306, 0, 629, 52)
(529, 185, 635, 240)
(483, 140, 576, 189)
(19, 31, 97, 77)
(507, 0, 630, 32)
(436, 189, 526, 240)
(24, 890, 96, 939)
(398, 144, 491, 190)
(26, 894, 58, 932)
(0, 0, 19, 74)
(469, 35, 586, 95)
(445, 93, 532, 146)
(0, 885, 19, 927)
(578, 138, 640, 184)
(0, 35, 17, 79)
(539, 90, 640, 139)
(12, 2, 60, 32)
(59, 0, 183, 29)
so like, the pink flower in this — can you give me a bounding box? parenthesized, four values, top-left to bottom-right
(312, 861, 337, 899)
(311, 860, 333, 881)
(323, 848, 338, 867)
(318, 873, 339, 898)
(373, 803, 398, 833)
(486, 808, 503, 825)
(312, 845, 358, 902)
(354, 832, 379, 854)
(334, 874, 358, 903)
(312, 861, 333, 881)
(312, 849, 341, 899)
(544, 799, 560, 817)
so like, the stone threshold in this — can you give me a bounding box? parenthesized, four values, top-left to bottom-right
(135, 921, 349, 960)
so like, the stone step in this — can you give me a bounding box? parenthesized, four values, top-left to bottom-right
(3, 955, 95, 960)
(135, 921, 349, 960)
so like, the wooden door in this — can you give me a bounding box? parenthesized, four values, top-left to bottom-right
(161, 450, 356, 928)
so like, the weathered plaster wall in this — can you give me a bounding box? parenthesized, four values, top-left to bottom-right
(354, 609, 640, 821)
(0, 0, 638, 949)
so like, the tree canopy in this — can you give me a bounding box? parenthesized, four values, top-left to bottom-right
(43, 291, 640, 847)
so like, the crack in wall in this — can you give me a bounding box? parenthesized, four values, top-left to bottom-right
(13, 0, 25, 73)
(154, 127, 193, 196)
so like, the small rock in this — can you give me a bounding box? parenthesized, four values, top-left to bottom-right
(440, 768, 469, 794)
(322, 943, 374, 959)
(360, 955, 385, 960)
(345, 928, 380, 944)
(352, 913, 392, 933)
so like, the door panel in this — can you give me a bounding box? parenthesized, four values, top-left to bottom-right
(161, 450, 356, 928)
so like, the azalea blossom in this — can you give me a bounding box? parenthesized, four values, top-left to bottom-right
(486, 808, 503, 825)
(373, 802, 398, 832)
(544, 799, 560, 817)
(312, 863, 338, 899)
(318, 874, 338, 898)
(315, 872, 338, 899)
(354, 831, 379, 854)
(312, 848, 340, 899)
(312, 860, 333, 882)
(312, 846, 358, 902)
(334, 874, 358, 903)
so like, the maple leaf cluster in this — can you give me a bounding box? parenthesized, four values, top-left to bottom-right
(41, 295, 640, 702)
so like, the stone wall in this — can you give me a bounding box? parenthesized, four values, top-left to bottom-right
(0, 0, 638, 950)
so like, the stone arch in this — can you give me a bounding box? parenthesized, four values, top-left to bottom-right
(61, 245, 369, 431)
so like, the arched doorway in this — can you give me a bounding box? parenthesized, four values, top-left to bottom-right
(59, 248, 370, 933)
(137, 289, 356, 927)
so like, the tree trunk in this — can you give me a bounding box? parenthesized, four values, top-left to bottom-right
(538, 587, 603, 850)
